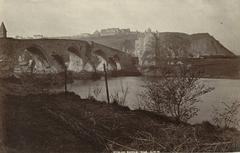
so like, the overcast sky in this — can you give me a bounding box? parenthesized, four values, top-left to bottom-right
(0, 0, 240, 54)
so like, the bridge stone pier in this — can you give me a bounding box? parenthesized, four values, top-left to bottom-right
(0, 37, 136, 77)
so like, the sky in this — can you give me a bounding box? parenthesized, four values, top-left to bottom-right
(0, 0, 240, 54)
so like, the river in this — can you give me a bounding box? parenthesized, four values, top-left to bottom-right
(65, 77, 240, 125)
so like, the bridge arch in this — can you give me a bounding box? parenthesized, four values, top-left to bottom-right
(93, 49, 117, 71)
(14, 45, 54, 74)
(67, 46, 84, 72)
(112, 54, 122, 70)
(68, 46, 82, 57)
(51, 54, 66, 71)
(83, 62, 95, 72)
(108, 57, 117, 70)
(94, 55, 108, 71)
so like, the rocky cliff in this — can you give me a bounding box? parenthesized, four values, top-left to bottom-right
(155, 32, 235, 58)
(188, 33, 234, 57)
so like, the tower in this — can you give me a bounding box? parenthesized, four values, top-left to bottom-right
(0, 22, 7, 38)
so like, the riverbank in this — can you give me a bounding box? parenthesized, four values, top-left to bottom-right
(2, 92, 240, 152)
(141, 57, 240, 79)
(71, 70, 141, 80)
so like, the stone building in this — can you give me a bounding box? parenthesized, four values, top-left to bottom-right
(33, 35, 44, 39)
(99, 28, 131, 36)
(100, 28, 121, 36)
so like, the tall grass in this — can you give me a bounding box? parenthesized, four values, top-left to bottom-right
(87, 85, 103, 100)
(110, 80, 129, 106)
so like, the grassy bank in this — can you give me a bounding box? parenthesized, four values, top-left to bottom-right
(3, 92, 240, 152)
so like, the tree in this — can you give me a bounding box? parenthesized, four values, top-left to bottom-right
(141, 64, 214, 122)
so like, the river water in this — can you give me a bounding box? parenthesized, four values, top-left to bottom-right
(66, 77, 240, 124)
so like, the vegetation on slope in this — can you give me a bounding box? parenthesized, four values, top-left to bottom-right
(4, 92, 240, 153)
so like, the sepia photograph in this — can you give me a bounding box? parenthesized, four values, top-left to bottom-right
(0, 0, 240, 152)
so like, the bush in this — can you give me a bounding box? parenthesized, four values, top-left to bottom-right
(141, 64, 214, 122)
(212, 100, 240, 128)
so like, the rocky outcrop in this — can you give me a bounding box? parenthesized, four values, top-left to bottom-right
(155, 32, 235, 58)
(188, 33, 235, 57)
(137, 32, 235, 66)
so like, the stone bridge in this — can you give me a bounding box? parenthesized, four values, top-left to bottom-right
(0, 37, 137, 76)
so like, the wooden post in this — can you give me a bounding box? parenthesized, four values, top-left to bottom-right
(103, 63, 110, 104)
(154, 31, 159, 66)
(64, 65, 67, 93)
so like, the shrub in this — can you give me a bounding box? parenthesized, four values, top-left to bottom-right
(141, 64, 214, 122)
(212, 100, 240, 128)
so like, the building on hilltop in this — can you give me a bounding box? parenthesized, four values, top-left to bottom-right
(33, 35, 44, 39)
(0, 22, 7, 38)
(99, 28, 131, 36)
(100, 28, 121, 36)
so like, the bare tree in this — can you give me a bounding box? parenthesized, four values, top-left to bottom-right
(141, 64, 214, 122)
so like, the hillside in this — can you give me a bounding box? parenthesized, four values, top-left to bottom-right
(148, 32, 235, 59)
(82, 33, 138, 53)
(59, 33, 139, 54)
(55, 32, 235, 58)
(187, 33, 234, 57)
(4, 92, 240, 152)
(52, 33, 139, 54)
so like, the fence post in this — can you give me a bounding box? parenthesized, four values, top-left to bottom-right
(103, 63, 110, 104)
(64, 65, 67, 94)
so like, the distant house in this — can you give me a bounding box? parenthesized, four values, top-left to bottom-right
(33, 35, 44, 39)
(100, 28, 121, 36)
(99, 28, 131, 36)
